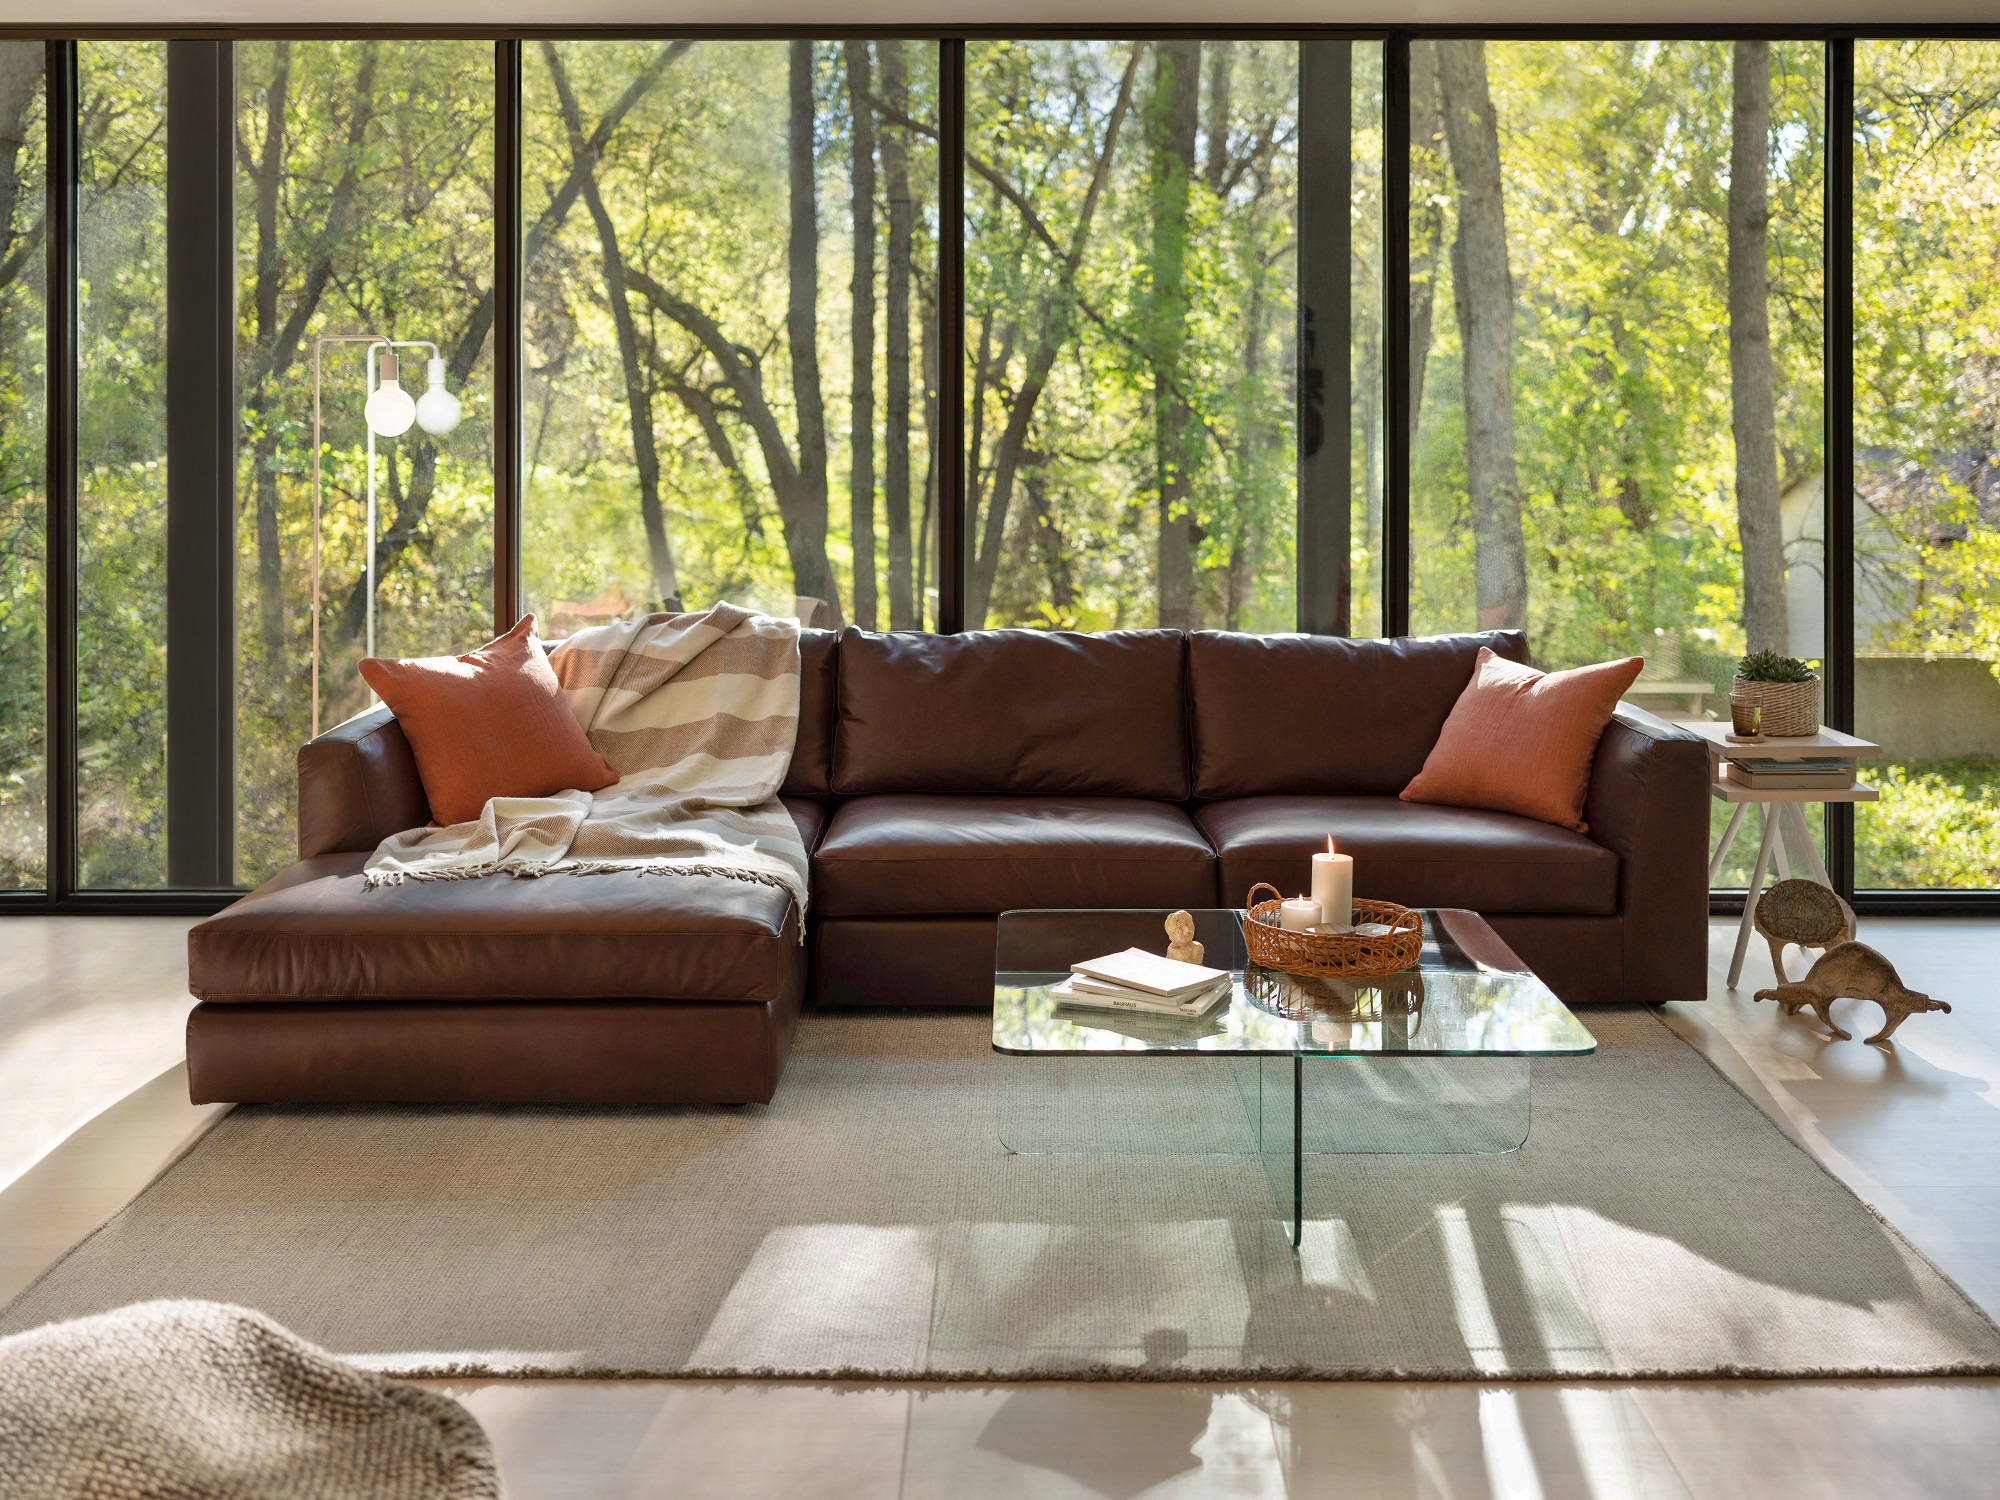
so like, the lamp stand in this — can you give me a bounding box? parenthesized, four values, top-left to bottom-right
(309, 334, 440, 740)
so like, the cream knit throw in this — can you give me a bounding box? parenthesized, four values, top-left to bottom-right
(364, 604, 808, 923)
(0, 1300, 500, 1499)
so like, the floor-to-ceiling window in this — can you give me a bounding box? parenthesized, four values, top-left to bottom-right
(76, 41, 168, 888)
(963, 39, 1301, 631)
(1406, 40, 1825, 885)
(233, 41, 496, 885)
(959, 40, 1381, 635)
(522, 40, 939, 632)
(0, 42, 44, 890)
(6, 29, 2000, 911)
(1853, 40, 2000, 892)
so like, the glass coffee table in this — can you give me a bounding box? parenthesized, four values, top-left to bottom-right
(992, 907, 1595, 1249)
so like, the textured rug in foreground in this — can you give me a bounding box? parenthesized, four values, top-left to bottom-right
(0, 1300, 499, 1498)
(4, 1008, 1997, 1382)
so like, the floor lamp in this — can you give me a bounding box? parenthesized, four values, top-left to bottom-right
(310, 335, 462, 739)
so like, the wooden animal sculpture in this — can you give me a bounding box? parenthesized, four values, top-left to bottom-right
(1164, 909, 1205, 965)
(1754, 941, 1951, 1045)
(1754, 878, 1856, 984)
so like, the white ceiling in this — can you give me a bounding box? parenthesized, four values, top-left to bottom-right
(8, 0, 1995, 26)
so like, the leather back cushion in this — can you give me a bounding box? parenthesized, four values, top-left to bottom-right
(834, 629, 1190, 798)
(780, 628, 838, 796)
(1189, 630, 1531, 798)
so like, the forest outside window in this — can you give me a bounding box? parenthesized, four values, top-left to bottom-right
(522, 40, 939, 633)
(235, 40, 496, 887)
(5, 31, 2000, 907)
(1405, 39, 1827, 885)
(963, 40, 1382, 634)
(1853, 40, 2000, 892)
(78, 41, 168, 889)
(0, 41, 45, 891)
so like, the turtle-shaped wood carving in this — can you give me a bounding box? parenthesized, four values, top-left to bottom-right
(1754, 941, 1951, 1045)
(1754, 878, 1855, 984)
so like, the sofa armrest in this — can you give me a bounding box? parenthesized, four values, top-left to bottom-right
(297, 705, 431, 858)
(1581, 705, 1712, 1004)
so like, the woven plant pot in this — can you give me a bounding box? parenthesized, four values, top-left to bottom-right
(1730, 675, 1821, 737)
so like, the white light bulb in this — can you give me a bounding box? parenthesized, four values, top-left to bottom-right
(364, 352, 417, 438)
(415, 356, 461, 436)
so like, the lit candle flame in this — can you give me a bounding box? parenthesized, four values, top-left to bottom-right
(1326, 835, 1337, 856)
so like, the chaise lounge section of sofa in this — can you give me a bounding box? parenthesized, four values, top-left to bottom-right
(184, 627, 1710, 1105)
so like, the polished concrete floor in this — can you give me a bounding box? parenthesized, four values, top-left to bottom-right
(1, 914, 1996, 1498)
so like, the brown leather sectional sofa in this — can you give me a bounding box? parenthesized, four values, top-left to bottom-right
(185, 627, 1711, 1106)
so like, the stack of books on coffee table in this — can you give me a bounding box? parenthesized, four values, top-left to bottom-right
(1051, 948, 1233, 1017)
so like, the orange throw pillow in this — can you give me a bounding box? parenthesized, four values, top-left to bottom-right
(1401, 647, 1643, 833)
(358, 615, 618, 827)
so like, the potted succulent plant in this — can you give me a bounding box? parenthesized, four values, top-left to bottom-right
(1730, 649, 1821, 737)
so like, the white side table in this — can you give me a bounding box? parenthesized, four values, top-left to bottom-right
(1672, 722, 1881, 988)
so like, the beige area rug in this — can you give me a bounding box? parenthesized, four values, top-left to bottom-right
(4, 1008, 1998, 1382)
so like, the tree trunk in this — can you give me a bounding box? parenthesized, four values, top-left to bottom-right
(588, 185, 679, 609)
(1408, 39, 1449, 449)
(234, 43, 382, 657)
(1730, 40, 1788, 656)
(0, 42, 41, 290)
(880, 40, 918, 629)
(545, 42, 679, 609)
(917, 257, 937, 626)
(1437, 39, 1526, 633)
(1203, 41, 1232, 197)
(844, 41, 878, 629)
(1226, 260, 1269, 631)
(246, 43, 292, 655)
(1151, 40, 1201, 630)
(630, 270, 816, 560)
(788, 40, 843, 623)
(967, 46, 1142, 625)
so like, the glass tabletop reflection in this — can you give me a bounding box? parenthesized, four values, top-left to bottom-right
(991, 907, 1596, 1059)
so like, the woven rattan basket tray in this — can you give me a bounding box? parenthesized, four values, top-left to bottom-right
(1241, 883, 1424, 979)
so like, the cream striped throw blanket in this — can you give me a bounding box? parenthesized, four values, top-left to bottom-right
(364, 603, 808, 925)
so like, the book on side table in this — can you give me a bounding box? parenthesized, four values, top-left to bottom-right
(1723, 756, 1858, 790)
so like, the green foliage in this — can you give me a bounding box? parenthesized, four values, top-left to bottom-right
(964, 39, 1304, 631)
(75, 41, 170, 887)
(232, 39, 498, 884)
(0, 40, 44, 888)
(1858, 762, 2000, 888)
(1735, 648, 1816, 683)
(4, 36, 2000, 895)
(1410, 40, 1824, 667)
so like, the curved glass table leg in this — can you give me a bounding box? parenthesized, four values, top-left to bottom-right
(1258, 1056, 1533, 1252)
(997, 1052, 1532, 1255)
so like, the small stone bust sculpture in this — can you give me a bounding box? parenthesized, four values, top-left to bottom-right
(1165, 909, 1205, 965)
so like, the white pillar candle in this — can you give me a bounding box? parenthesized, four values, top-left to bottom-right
(1311, 837, 1355, 930)
(1279, 897, 1321, 931)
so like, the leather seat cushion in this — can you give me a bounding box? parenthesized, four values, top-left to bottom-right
(189, 850, 801, 1004)
(1198, 795, 1618, 915)
(813, 795, 1217, 916)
